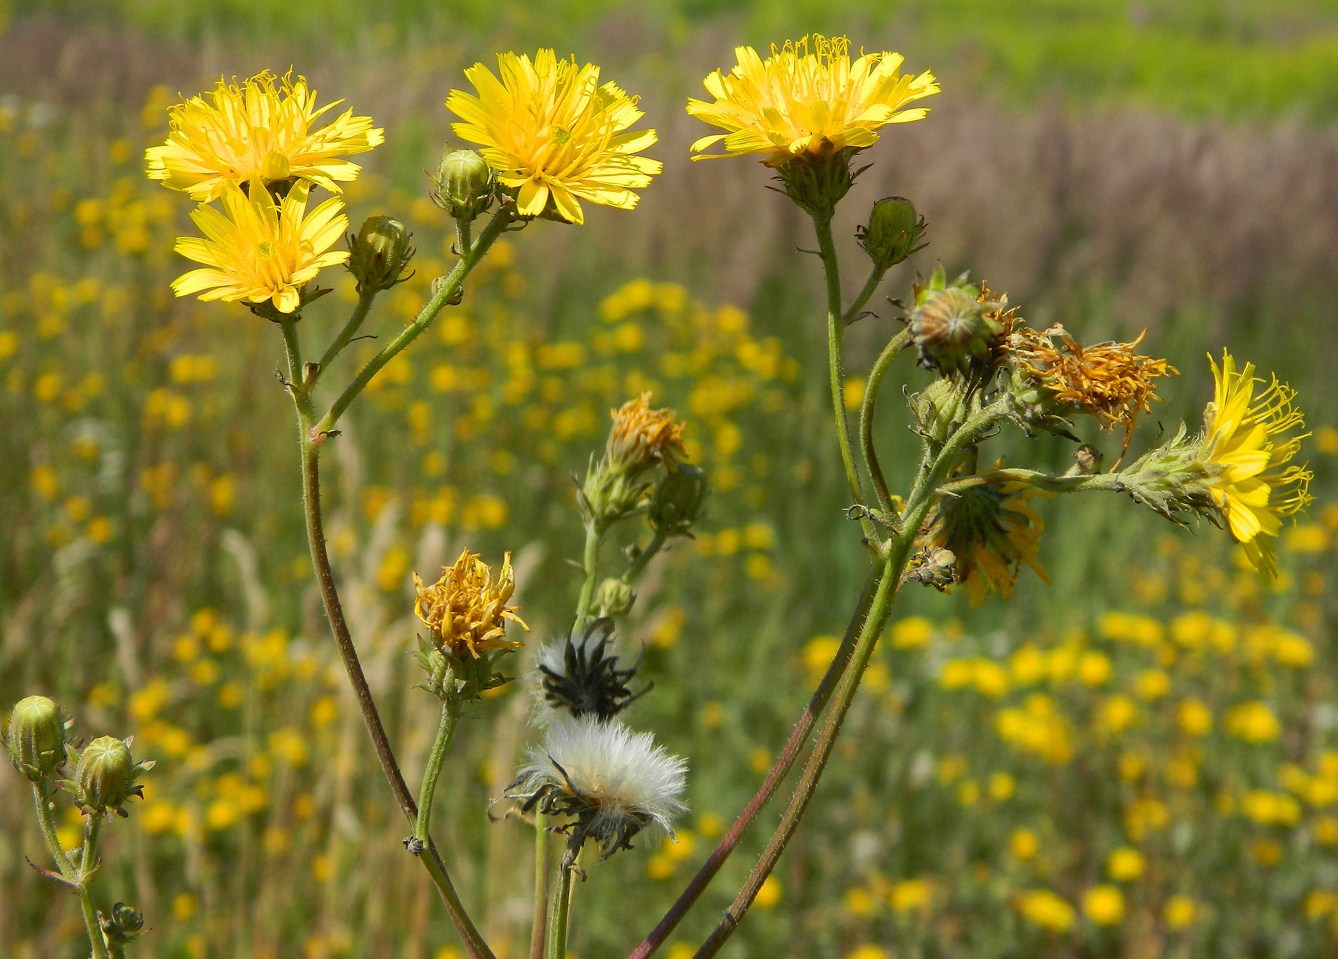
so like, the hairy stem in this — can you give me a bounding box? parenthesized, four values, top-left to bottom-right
(812, 211, 873, 538)
(313, 207, 513, 438)
(546, 856, 578, 959)
(414, 697, 462, 843)
(283, 321, 496, 959)
(627, 566, 881, 959)
(859, 328, 912, 512)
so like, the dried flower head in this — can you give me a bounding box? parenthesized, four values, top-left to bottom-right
(414, 549, 528, 659)
(687, 35, 938, 167)
(506, 715, 687, 863)
(445, 50, 662, 224)
(1011, 325, 1176, 451)
(537, 618, 650, 720)
(146, 69, 383, 202)
(922, 481, 1050, 606)
(606, 393, 686, 477)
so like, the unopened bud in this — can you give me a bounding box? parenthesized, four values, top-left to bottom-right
(99, 902, 146, 946)
(6, 695, 68, 781)
(73, 736, 153, 816)
(431, 149, 495, 222)
(347, 216, 416, 293)
(858, 196, 927, 269)
(908, 266, 1003, 377)
(649, 465, 708, 536)
(595, 578, 636, 618)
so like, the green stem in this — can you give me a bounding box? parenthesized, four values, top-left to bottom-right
(546, 854, 578, 959)
(859, 329, 912, 512)
(692, 398, 1015, 958)
(811, 211, 876, 545)
(315, 286, 378, 374)
(414, 697, 462, 843)
(940, 467, 1128, 497)
(30, 782, 76, 879)
(627, 566, 882, 959)
(78, 815, 110, 959)
(529, 815, 552, 959)
(574, 523, 602, 629)
(313, 207, 512, 438)
(283, 323, 496, 959)
(692, 549, 903, 959)
(621, 529, 668, 586)
(839, 262, 891, 327)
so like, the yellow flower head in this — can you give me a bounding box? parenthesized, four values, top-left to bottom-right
(146, 70, 383, 202)
(1201, 351, 1312, 576)
(923, 481, 1050, 606)
(171, 180, 349, 315)
(606, 393, 687, 476)
(414, 549, 528, 660)
(1011, 325, 1176, 451)
(687, 35, 939, 166)
(445, 50, 662, 224)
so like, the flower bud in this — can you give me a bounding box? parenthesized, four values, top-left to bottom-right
(649, 464, 708, 536)
(73, 736, 153, 816)
(347, 216, 415, 293)
(911, 377, 968, 447)
(910, 288, 1002, 377)
(430, 149, 495, 222)
(858, 196, 927, 269)
(595, 578, 636, 618)
(6, 695, 68, 781)
(100, 902, 146, 946)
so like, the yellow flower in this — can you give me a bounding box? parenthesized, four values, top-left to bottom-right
(687, 35, 938, 166)
(171, 180, 348, 315)
(1017, 889, 1075, 932)
(922, 481, 1050, 606)
(445, 50, 662, 224)
(414, 548, 527, 660)
(1083, 885, 1125, 925)
(146, 70, 382, 202)
(1201, 352, 1312, 576)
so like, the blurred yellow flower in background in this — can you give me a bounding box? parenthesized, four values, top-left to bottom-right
(170, 180, 348, 314)
(446, 50, 662, 224)
(146, 70, 383, 201)
(687, 35, 938, 166)
(1201, 351, 1312, 577)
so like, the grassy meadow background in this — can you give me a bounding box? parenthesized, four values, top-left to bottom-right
(3, 1, 1338, 956)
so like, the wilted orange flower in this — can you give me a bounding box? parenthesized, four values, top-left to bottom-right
(605, 393, 686, 476)
(1011, 325, 1175, 450)
(922, 481, 1050, 606)
(414, 549, 527, 659)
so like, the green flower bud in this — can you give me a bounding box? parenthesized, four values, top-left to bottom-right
(911, 377, 968, 446)
(6, 695, 68, 781)
(595, 578, 636, 618)
(347, 216, 416, 293)
(73, 736, 153, 816)
(908, 266, 1003, 377)
(649, 464, 708, 536)
(100, 902, 145, 946)
(430, 149, 495, 222)
(857, 196, 927, 269)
